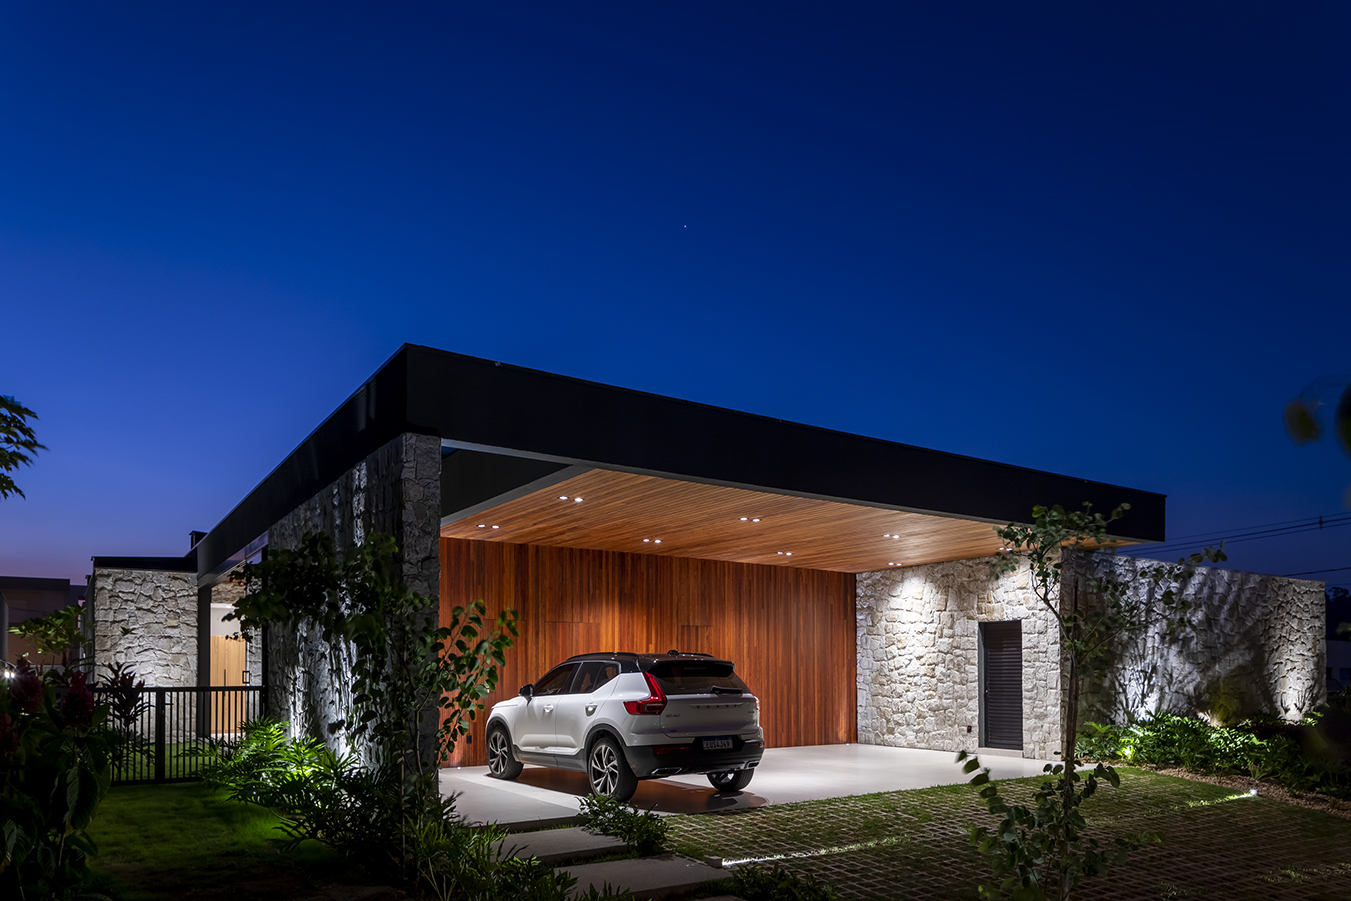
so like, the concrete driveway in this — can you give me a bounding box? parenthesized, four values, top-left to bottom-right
(440, 743, 1051, 830)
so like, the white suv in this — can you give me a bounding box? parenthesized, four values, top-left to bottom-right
(484, 651, 765, 801)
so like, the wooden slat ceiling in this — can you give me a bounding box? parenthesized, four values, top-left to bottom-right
(440, 469, 1014, 573)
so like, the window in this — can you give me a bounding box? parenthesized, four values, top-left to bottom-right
(571, 661, 620, 694)
(648, 661, 749, 695)
(532, 664, 578, 697)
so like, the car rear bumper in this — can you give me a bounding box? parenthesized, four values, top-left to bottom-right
(625, 737, 765, 778)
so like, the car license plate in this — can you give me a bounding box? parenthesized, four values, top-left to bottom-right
(702, 737, 733, 751)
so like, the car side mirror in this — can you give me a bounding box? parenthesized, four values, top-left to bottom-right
(520, 684, 534, 699)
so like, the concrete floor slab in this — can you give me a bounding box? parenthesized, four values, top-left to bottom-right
(442, 743, 1050, 828)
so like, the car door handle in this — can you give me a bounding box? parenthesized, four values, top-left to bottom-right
(543, 705, 555, 714)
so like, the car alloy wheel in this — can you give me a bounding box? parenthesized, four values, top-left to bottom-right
(487, 726, 522, 779)
(589, 740, 621, 795)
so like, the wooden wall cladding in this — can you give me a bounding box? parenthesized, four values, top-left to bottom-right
(440, 537, 856, 767)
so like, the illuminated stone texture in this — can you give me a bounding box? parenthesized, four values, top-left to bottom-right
(855, 555, 1062, 759)
(1070, 553, 1326, 724)
(856, 551, 1328, 762)
(88, 567, 198, 687)
(264, 431, 442, 763)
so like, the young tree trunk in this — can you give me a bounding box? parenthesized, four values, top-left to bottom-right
(1059, 565, 1082, 901)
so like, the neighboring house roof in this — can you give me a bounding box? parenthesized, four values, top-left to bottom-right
(181, 344, 1163, 580)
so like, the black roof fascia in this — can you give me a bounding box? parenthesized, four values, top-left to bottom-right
(92, 556, 196, 573)
(194, 348, 420, 582)
(196, 344, 1165, 579)
(405, 346, 1165, 538)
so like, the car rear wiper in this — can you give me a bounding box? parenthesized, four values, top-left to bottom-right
(710, 686, 744, 695)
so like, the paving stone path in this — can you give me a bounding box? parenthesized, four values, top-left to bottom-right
(665, 770, 1351, 901)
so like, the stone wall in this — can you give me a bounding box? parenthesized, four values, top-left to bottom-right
(856, 551, 1328, 764)
(88, 568, 198, 687)
(264, 432, 441, 760)
(856, 556, 1062, 759)
(1070, 553, 1326, 724)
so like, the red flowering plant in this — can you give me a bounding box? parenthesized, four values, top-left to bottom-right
(0, 658, 120, 899)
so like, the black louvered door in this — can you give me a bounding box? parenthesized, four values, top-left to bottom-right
(981, 620, 1023, 750)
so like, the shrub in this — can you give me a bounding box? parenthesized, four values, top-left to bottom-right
(1075, 713, 1351, 799)
(576, 792, 670, 856)
(0, 659, 122, 899)
(728, 862, 837, 901)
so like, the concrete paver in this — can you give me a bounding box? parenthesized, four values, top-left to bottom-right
(560, 854, 727, 900)
(494, 825, 627, 865)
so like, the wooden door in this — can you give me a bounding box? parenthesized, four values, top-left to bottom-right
(209, 636, 247, 735)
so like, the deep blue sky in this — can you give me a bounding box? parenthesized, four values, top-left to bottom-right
(2, 2, 1348, 585)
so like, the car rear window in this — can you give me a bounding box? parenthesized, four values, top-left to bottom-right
(648, 661, 749, 695)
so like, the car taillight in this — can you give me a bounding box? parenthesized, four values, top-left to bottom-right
(624, 672, 667, 715)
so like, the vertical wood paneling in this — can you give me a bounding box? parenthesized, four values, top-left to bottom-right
(440, 538, 856, 766)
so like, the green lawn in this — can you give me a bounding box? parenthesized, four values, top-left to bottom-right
(85, 770, 1351, 900)
(87, 782, 371, 901)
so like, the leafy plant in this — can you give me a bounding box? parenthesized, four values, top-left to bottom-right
(223, 532, 519, 884)
(1074, 713, 1351, 800)
(728, 861, 838, 901)
(226, 531, 518, 773)
(10, 605, 84, 666)
(95, 662, 148, 769)
(959, 750, 1153, 901)
(577, 792, 670, 855)
(0, 659, 120, 899)
(191, 717, 331, 806)
(0, 395, 45, 501)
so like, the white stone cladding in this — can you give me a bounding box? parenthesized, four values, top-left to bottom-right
(856, 556, 1063, 760)
(1069, 553, 1326, 724)
(856, 550, 1328, 763)
(87, 567, 198, 687)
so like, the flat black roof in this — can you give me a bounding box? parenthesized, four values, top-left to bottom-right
(194, 344, 1166, 579)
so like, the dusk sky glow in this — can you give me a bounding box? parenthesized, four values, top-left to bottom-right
(1, 2, 1348, 586)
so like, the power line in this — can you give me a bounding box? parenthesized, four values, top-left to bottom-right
(1283, 566, 1351, 577)
(1120, 511, 1351, 557)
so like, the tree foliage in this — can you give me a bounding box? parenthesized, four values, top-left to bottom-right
(9, 606, 83, 666)
(225, 531, 518, 774)
(1285, 377, 1351, 503)
(963, 503, 1224, 900)
(0, 395, 46, 501)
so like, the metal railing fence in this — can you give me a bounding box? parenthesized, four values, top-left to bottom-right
(95, 685, 266, 784)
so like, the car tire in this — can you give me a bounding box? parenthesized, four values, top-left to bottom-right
(487, 725, 523, 780)
(587, 736, 638, 801)
(707, 769, 754, 792)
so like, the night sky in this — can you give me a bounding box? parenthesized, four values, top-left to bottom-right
(2, 2, 1348, 586)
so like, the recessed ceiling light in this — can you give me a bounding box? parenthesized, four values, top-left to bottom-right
(883, 533, 891, 538)
(477, 525, 486, 528)
(491, 525, 500, 529)
(574, 497, 583, 502)
(740, 517, 748, 521)
(560, 496, 569, 500)
(777, 551, 784, 555)
(643, 539, 651, 543)
(654, 539, 661, 544)
(752, 518, 760, 523)
(785, 552, 792, 556)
